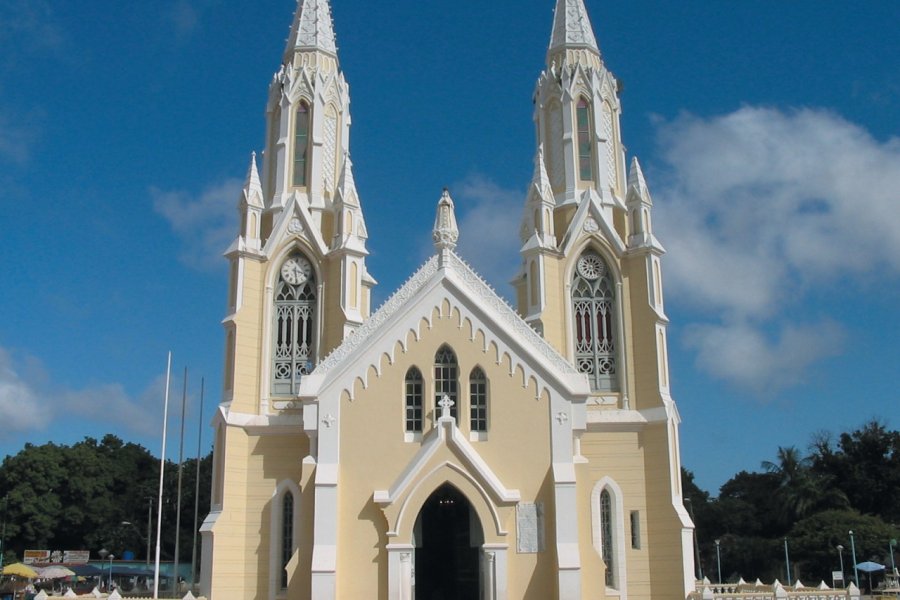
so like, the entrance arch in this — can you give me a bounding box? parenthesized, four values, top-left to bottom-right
(414, 484, 482, 599)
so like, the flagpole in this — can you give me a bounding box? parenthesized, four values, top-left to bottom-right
(154, 352, 172, 599)
(173, 367, 188, 595)
(190, 378, 205, 591)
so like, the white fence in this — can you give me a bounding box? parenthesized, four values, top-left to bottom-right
(691, 578, 862, 600)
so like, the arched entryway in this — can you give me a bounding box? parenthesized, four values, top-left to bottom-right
(413, 484, 482, 599)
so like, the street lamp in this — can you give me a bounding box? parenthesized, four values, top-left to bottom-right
(837, 544, 845, 588)
(108, 553, 115, 591)
(715, 539, 722, 585)
(850, 530, 859, 588)
(98, 549, 109, 590)
(890, 539, 897, 575)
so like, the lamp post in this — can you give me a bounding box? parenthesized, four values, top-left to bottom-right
(0, 494, 8, 571)
(108, 553, 115, 591)
(98, 548, 109, 590)
(784, 537, 792, 586)
(837, 544, 845, 588)
(850, 530, 859, 588)
(890, 539, 897, 574)
(715, 539, 722, 585)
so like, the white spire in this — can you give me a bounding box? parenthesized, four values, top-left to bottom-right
(432, 189, 459, 252)
(532, 145, 554, 203)
(335, 153, 359, 208)
(548, 0, 599, 58)
(285, 0, 337, 58)
(627, 157, 651, 205)
(242, 152, 264, 209)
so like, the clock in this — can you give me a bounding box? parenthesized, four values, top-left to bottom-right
(281, 257, 312, 285)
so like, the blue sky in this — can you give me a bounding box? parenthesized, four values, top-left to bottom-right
(0, 0, 898, 495)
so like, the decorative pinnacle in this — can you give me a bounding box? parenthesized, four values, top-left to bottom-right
(432, 188, 459, 251)
(627, 157, 652, 205)
(548, 0, 600, 58)
(242, 152, 264, 208)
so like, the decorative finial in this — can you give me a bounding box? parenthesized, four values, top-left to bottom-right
(432, 188, 459, 252)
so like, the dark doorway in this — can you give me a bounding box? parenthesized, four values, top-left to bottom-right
(414, 484, 481, 599)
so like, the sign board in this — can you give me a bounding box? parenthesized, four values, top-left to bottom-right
(23, 550, 50, 565)
(833, 571, 844, 582)
(63, 550, 90, 564)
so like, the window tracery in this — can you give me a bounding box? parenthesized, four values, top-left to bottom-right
(572, 251, 617, 391)
(272, 254, 317, 395)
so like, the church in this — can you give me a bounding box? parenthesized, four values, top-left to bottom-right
(199, 0, 695, 598)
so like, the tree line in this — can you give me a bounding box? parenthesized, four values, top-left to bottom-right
(0, 434, 211, 565)
(684, 420, 900, 585)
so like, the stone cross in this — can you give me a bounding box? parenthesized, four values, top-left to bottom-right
(438, 395, 455, 420)
(555, 411, 569, 425)
(322, 414, 336, 429)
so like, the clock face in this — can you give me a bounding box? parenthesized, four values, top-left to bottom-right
(281, 257, 312, 285)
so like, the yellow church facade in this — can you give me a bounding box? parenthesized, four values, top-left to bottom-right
(199, 1, 695, 598)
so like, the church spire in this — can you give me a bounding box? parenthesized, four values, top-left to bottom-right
(548, 0, 600, 63)
(285, 0, 337, 60)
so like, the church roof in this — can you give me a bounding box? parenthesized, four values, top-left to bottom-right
(548, 0, 599, 57)
(309, 251, 585, 399)
(285, 0, 337, 58)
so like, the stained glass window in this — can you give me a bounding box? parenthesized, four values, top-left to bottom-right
(577, 99, 593, 181)
(293, 104, 310, 187)
(601, 489, 614, 587)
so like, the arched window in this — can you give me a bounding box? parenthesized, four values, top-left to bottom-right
(577, 98, 594, 181)
(434, 346, 458, 422)
(405, 367, 424, 433)
(281, 491, 294, 589)
(469, 367, 488, 433)
(293, 103, 310, 187)
(572, 251, 617, 391)
(272, 254, 317, 395)
(600, 489, 614, 587)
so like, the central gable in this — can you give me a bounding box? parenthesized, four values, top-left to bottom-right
(298, 252, 589, 404)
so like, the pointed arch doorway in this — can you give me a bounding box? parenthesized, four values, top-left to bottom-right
(413, 484, 482, 599)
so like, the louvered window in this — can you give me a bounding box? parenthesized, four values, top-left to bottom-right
(293, 103, 310, 187)
(272, 256, 316, 395)
(572, 252, 617, 391)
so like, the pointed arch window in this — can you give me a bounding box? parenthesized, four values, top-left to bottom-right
(272, 254, 317, 395)
(572, 251, 617, 391)
(281, 491, 294, 589)
(600, 489, 614, 587)
(293, 103, 310, 187)
(405, 367, 424, 433)
(434, 346, 458, 422)
(469, 367, 488, 433)
(577, 98, 594, 181)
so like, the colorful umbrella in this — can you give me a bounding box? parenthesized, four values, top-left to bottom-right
(2, 562, 39, 578)
(36, 565, 75, 579)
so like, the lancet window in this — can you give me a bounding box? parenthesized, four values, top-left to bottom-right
(600, 489, 614, 587)
(577, 98, 594, 181)
(404, 367, 424, 433)
(572, 251, 617, 391)
(293, 103, 310, 187)
(434, 346, 458, 422)
(281, 491, 294, 589)
(469, 367, 488, 433)
(272, 254, 317, 395)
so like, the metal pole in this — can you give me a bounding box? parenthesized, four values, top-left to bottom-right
(173, 367, 188, 593)
(190, 378, 205, 590)
(784, 537, 792, 586)
(837, 545, 844, 588)
(146, 498, 153, 568)
(850, 530, 859, 588)
(0, 494, 8, 570)
(715, 539, 722, 584)
(109, 554, 114, 591)
(890, 539, 896, 574)
(154, 352, 173, 599)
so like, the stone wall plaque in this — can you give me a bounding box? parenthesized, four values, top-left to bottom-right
(516, 502, 545, 553)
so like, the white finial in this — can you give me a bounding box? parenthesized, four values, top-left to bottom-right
(432, 188, 459, 252)
(549, 0, 600, 57)
(438, 395, 455, 419)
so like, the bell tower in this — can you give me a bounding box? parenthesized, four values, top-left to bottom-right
(516, 0, 669, 410)
(221, 0, 374, 412)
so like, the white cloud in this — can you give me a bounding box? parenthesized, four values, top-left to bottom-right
(453, 174, 523, 295)
(0, 346, 166, 439)
(653, 107, 900, 390)
(0, 348, 45, 435)
(151, 178, 242, 272)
